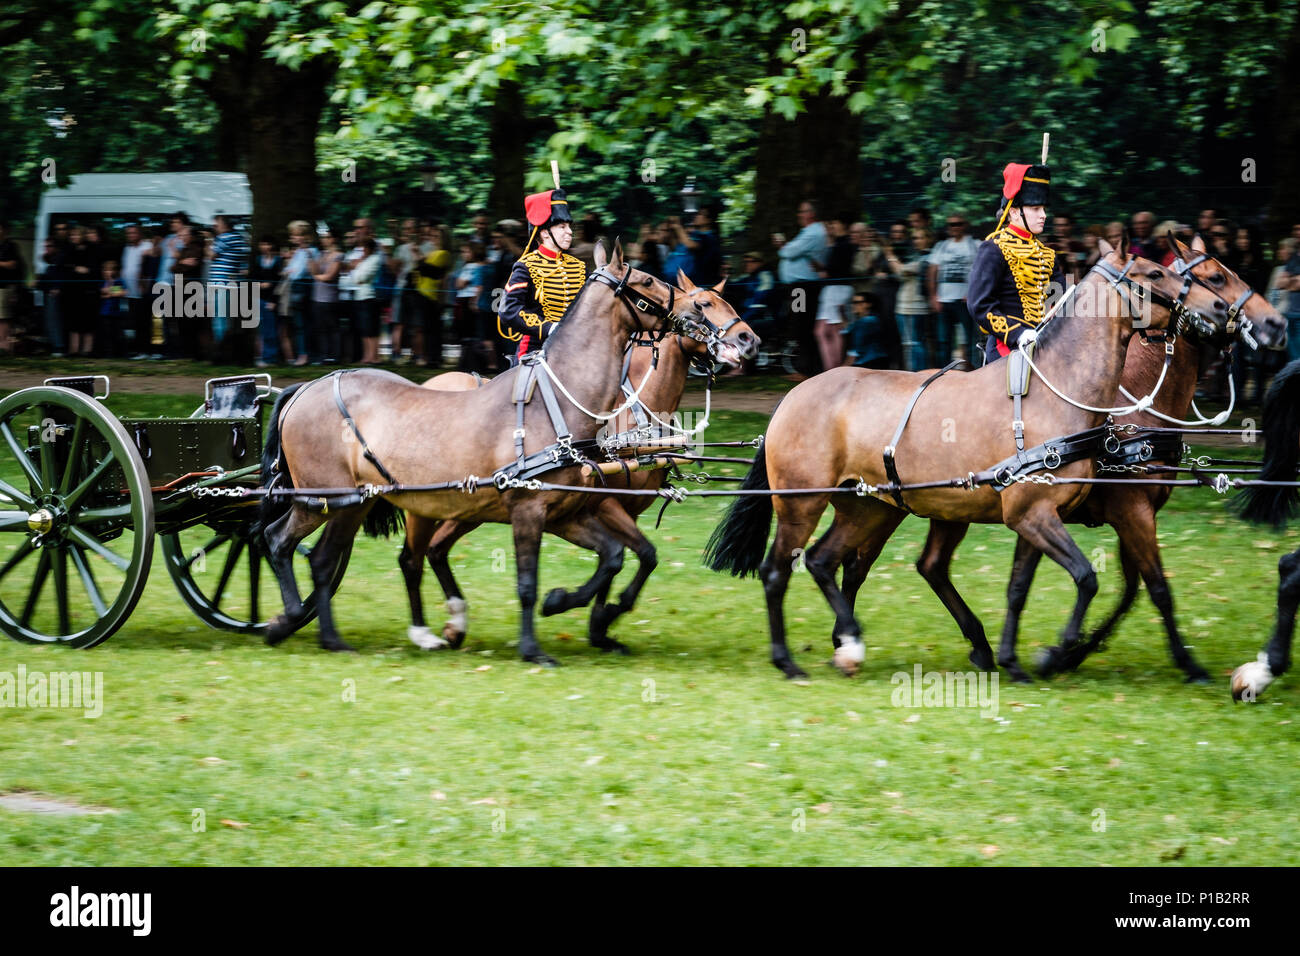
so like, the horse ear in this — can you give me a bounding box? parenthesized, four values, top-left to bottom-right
(677, 269, 698, 292)
(1190, 233, 1207, 254)
(593, 239, 609, 270)
(611, 237, 624, 267)
(1168, 231, 1192, 261)
(1098, 237, 1115, 259)
(712, 277, 727, 294)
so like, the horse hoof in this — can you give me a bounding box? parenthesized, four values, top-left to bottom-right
(1184, 669, 1211, 685)
(776, 661, 808, 680)
(541, 588, 568, 617)
(1002, 662, 1034, 684)
(1231, 656, 1273, 701)
(265, 615, 294, 646)
(442, 622, 466, 650)
(832, 638, 864, 677)
(969, 648, 996, 672)
(595, 639, 631, 656)
(523, 652, 560, 668)
(409, 625, 449, 650)
(1035, 646, 1064, 677)
(322, 639, 357, 654)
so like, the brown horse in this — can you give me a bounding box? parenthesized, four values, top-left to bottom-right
(706, 241, 1239, 681)
(403, 276, 758, 653)
(847, 235, 1286, 683)
(260, 242, 706, 663)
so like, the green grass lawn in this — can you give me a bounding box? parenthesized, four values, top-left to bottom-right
(0, 390, 1296, 865)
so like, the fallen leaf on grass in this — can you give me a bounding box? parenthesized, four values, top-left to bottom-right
(430, 790, 447, 801)
(745, 762, 768, 769)
(474, 665, 492, 672)
(198, 756, 224, 766)
(813, 803, 833, 814)
(220, 819, 249, 830)
(981, 845, 999, 858)
(470, 797, 497, 806)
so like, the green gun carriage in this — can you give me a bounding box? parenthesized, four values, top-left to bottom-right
(0, 374, 338, 647)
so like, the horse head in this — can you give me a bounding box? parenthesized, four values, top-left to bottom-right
(674, 270, 760, 370)
(1093, 238, 1236, 341)
(591, 240, 758, 369)
(1167, 233, 1287, 352)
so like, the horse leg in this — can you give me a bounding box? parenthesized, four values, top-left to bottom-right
(832, 511, 910, 651)
(510, 499, 554, 666)
(425, 519, 480, 649)
(805, 503, 905, 676)
(587, 499, 658, 647)
(1065, 502, 1208, 682)
(1005, 507, 1099, 678)
(997, 535, 1044, 684)
(306, 508, 367, 652)
(761, 495, 829, 680)
(263, 504, 327, 645)
(1061, 535, 1140, 670)
(541, 511, 632, 653)
(541, 517, 626, 618)
(1233, 548, 1300, 700)
(915, 520, 995, 672)
(400, 514, 442, 649)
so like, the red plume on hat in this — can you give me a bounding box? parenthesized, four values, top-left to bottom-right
(1001, 163, 1031, 201)
(525, 191, 554, 227)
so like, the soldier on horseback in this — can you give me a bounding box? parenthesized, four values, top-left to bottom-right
(497, 184, 587, 362)
(967, 162, 1065, 365)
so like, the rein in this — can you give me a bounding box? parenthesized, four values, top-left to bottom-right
(1012, 258, 1205, 417)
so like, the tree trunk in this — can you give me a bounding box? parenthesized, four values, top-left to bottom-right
(1268, 16, 1300, 234)
(487, 80, 527, 222)
(242, 58, 334, 241)
(749, 92, 862, 253)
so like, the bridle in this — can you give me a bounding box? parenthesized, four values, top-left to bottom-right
(1169, 249, 1259, 350)
(1091, 255, 1215, 344)
(586, 263, 734, 356)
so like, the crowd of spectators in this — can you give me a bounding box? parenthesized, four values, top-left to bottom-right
(4, 200, 1299, 403)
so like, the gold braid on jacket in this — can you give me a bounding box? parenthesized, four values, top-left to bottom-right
(984, 228, 1056, 339)
(497, 249, 586, 342)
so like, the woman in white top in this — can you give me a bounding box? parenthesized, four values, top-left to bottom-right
(342, 237, 385, 365)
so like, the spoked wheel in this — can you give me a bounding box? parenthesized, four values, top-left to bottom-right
(160, 523, 344, 637)
(158, 390, 342, 636)
(0, 387, 154, 647)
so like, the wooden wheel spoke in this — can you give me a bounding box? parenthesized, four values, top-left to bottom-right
(20, 549, 51, 627)
(0, 538, 36, 582)
(0, 417, 42, 492)
(74, 503, 135, 527)
(249, 541, 261, 623)
(0, 511, 35, 532)
(58, 417, 87, 494)
(0, 476, 35, 510)
(64, 449, 118, 512)
(53, 548, 70, 635)
(37, 406, 56, 493)
(67, 527, 131, 572)
(69, 545, 107, 618)
(188, 533, 231, 570)
(211, 538, 245, 610)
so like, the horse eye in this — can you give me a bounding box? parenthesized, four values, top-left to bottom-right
(1147, 270, 1163, 280)
(1211, 273, 1224, 285)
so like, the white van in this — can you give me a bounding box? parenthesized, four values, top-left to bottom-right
(34, 171, 253, 253)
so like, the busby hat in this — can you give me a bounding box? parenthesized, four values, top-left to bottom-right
(524, 188, 573, 229)
(1002, 163, 1051, 208)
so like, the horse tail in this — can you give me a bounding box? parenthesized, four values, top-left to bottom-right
(1233, 358, 1300, 527)
(257, 383, 303, 537)
(362, 498, 406, 538)
(704, 440, 773, 577)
